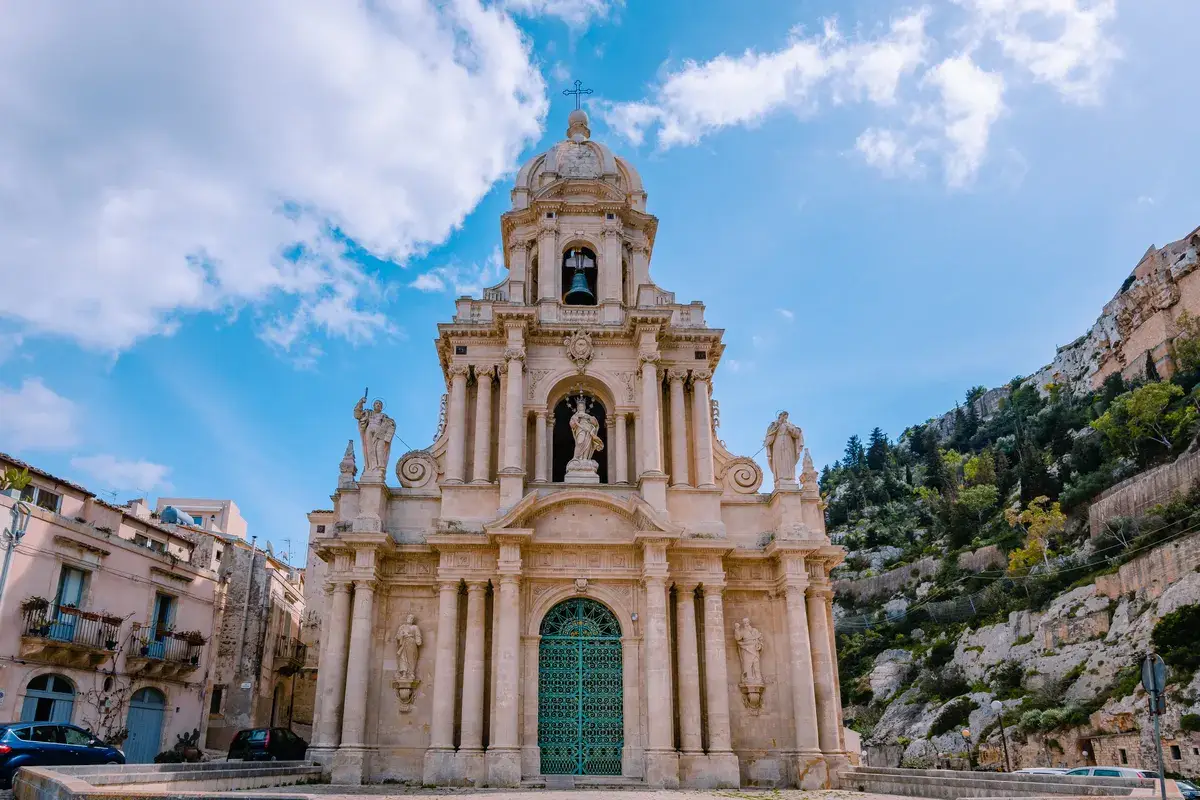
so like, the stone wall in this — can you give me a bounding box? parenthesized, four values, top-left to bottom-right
(1095, 524, 1200, 599)
(835, 546, 1006, 605)
(1089, 449, 1200, 539)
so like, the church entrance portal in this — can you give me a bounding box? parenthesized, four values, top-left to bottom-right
(537, 598, 623, 776)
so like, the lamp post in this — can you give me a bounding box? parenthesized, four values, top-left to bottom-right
(0, 499, 33, 606)
(992, 700, 1012, 772)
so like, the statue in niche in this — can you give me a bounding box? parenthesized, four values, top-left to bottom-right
(764, 411, 803, 486)
(734, 618, 764, 684)
(354, 397, 396, 478)
(734, 617, 766, 710)
(569, 396, 604, 462)
(395, 615, 422, 680)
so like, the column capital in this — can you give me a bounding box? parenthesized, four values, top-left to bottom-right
(806, 584, 834, 599)
(474, 363, 496, 380)
(509, 240, 529, 256)
(353, 578, 378, 594)
(667, 366, 689, 382)
(639, 351, 661, 366)
(605, 416, 616, 428)
(690, 368, 713, 383)
(534, 408, 548, 420)
(496, 361, 508, 376)
(503, 346, 526, 363)
(783, 580, 810, 599)
(642, 573, 668, 588)
(437, 579, 461, 593)
(325, 579, 353, 595)
(675, 580, 699, 595)
(498, 573, 521, 587)
(448, 363, 470, 378)
(465, 580, 489, 594)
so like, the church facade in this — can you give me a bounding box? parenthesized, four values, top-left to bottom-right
(306, 107, 846, 789)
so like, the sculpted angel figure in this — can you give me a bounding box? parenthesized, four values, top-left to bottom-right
(354, 397, 396, 475)
(733, 618, 764, 684)
(569, 396, 605, 461)
(764, 411, 803, 485)
(395, 614, 422, 680)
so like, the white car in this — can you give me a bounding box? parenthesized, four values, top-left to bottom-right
(1066, 767, 1159, 779)
(1015, 768, 1070, 775)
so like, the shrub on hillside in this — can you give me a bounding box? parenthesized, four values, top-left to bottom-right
(929, 696, 974, 737)
(1152, 604, 1200, 674)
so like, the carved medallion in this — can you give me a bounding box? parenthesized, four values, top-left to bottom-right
(563, 330, 594, 373)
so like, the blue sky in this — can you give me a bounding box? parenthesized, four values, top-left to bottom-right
(1, 0, 1198, 557)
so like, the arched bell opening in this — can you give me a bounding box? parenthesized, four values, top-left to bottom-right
(552, 393, 608, 483)
(561, 247, 597, 306)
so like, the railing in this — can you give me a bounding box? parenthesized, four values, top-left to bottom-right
(274, 636, 307, 673)
(22, 604, 122, 651)
(560, 307, 599, 323)
(131, 625, 202, 665)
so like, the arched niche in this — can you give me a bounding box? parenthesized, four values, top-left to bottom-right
(553, 393, 607, 483)
(543, 374, 617, 485)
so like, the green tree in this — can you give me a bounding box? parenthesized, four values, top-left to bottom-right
(1152, 604, 1200, 674)
(1146, 352, 1162, 382)
(1170, 311, 1200, 375)
(963, 450, 996, 486)
(0, 467, 30, 493)
(866, 427, 889, 471)
(958, 483, 999, 522)
(1005, 496, 1066, 575)
(1092, 381, 1195, 456)
(843, 435, 865, 471)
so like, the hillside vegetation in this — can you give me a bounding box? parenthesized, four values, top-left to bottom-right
(829, 312, 1200, 767)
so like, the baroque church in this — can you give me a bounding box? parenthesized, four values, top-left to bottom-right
(307, 106, 846, 789)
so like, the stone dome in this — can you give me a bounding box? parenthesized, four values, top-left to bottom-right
(510, 109, 646, 211)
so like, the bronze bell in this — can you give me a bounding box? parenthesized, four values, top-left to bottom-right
(564, 268, 595, 305)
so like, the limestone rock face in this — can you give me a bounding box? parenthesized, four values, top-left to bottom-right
(868, 649, 913, 702)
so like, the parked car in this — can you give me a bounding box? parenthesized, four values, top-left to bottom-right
(226, 728, 308, 762)
(1065, 767, 1159, 778)
(1175, 779, 1200, 800)
(0, 722, 125, 789)
(1015, 767, 1070, 774)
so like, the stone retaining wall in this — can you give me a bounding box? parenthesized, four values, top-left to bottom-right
(836, 546, 1007, 604)
(1089, 449, 1200, 539)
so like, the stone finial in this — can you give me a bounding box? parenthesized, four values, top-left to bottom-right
(338, 439, 357, 488)
(567, 108, 591, 142)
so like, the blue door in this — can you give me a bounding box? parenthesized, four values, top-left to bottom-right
(125, 688, 165, 763)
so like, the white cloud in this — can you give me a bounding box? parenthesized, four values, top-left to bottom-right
(923, 55, 1006, 187)
(955, 0, 1119, 103)
(603, 10, 930, 148)
(503, 0, 621, 28)
(70, 455, 173, 493)
(855, 128, 922, 176)
(0, 2, 547, 356)
(550, 62, 572, 84)
(0, 378, 79, 451)
(411, 247, 507, 298)
(1137, 195, 1156, 206)
(776, 308, 795, 321)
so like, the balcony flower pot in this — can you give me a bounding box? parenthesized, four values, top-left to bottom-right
(190, 655, 199, 665)
(21, 596, 50, 614)
(105, 638, 118, 650)
(140, 645, 150, 656)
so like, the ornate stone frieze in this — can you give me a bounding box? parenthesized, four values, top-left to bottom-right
(526, 547, 637, 574)
(614, 371, 637, 402)
(563, 330, 594, 372)
(526, 369, 552, 400)
(434, 393, 448, 442)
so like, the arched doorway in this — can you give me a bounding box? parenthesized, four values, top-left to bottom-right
(552, 394, 608, 483)
(538, 598, 622, 775)
(21, 674, 75, 722)
(125, 687, 166, 764)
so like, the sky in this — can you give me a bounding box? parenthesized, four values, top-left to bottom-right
(1, 0, 1198, 558)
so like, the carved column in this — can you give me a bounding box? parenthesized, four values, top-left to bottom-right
(534, 410, 549, 482)
(601, 218, 622, 303)
(313, 581, 352, 751)
(667, 368, 690, 486)
(502, 348, 525, 473)
(639, 353, 663, 476)
(615, 412, 629, 484)
(339, 580, 376, 747)
(488, 535, 523, 786)
(471, 366, 495, 483)
(606, 417, 617, 483)
(690, 369, 716, 488)
(807, 575, 841, 755)
(701, 586, 734, 754)
(428, 581, 460, 751)
(446, 364, 470, 483)
(642, 536, 678, 787)
(674, 583, 703, 754)
(785, 581, 820, 756)
(460, 582, 489, 755)
(538, 217, 558, 302)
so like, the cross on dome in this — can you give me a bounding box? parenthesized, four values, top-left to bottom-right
(562, 79, 593, 110)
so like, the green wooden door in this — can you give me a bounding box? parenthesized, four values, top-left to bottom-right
(538, 598, 623, 775)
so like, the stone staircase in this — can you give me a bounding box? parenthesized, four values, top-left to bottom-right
(836, 766, 1174, 800)
(13, 759, 324, 799)
(523, 774, 646, 789)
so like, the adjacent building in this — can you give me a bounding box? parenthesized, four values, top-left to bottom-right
(0, 454, 221, 763)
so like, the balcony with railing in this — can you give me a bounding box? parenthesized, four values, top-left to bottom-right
(125, 623, 203, 678)
(274, 635, 307, 675)
(20, 601, 122, 668)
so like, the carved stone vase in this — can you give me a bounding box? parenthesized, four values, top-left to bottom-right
(392, 676, 420, 712)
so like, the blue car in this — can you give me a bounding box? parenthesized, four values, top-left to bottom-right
(0, 722, 125, 789)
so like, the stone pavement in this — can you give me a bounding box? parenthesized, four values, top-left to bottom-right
(231, 789, 912, 800)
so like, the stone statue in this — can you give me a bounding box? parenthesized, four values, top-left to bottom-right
(354, 397, 396, 478)
(569, 396, 604, 461)
(338, 439, 357, 488)
(395, 614, 422, 680)
(764, 411, 803, 486)
(733, 618, 764, 685)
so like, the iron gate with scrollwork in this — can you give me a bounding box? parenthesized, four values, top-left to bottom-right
(538, 597, 623, 775)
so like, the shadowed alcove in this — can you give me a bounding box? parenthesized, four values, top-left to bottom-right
(552, 393, 608, 483)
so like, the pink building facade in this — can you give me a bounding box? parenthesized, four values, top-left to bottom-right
(0, 454, 221, 764)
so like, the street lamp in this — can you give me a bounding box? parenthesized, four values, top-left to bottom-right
(0, 500, 33, 605)
(992, 700, 1012, 772)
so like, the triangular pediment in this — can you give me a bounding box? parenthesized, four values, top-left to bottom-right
(485, 489, 681, 538)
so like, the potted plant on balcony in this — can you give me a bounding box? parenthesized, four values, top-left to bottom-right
(21, 596, 49, 614)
